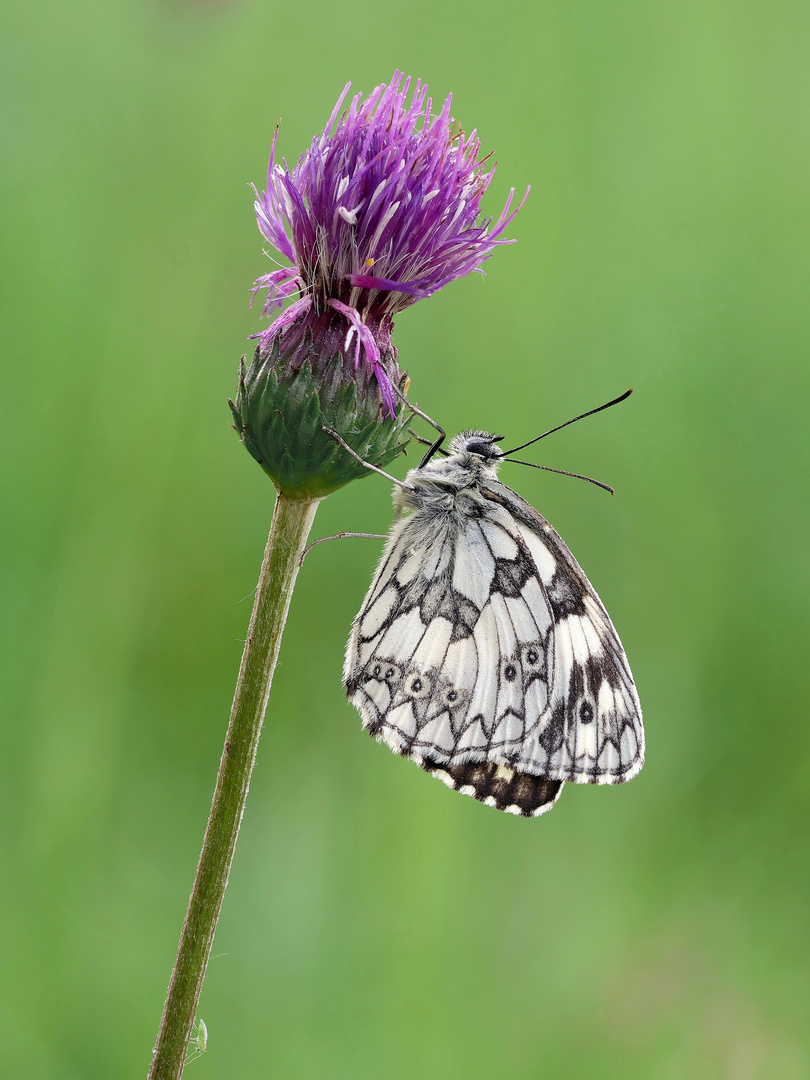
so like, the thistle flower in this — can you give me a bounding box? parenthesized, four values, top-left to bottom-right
(231, 71, 527, 497)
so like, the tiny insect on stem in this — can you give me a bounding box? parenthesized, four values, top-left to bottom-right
(185, 1018, 208, 1065)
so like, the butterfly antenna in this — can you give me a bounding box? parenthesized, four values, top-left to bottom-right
(501, 458, 615, 494)
(501, 389, 632, 457)
(391, 382, 446, 466)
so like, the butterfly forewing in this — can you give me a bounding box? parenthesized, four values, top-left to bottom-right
(344, 434, 643, 817)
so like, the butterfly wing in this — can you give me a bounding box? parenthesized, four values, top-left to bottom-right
(482, 479, 644, 785)
(344, 500, 564, 815)
(344, 481, 643, 816)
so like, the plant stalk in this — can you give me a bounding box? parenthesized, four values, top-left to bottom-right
(148, 492, 321, 1079)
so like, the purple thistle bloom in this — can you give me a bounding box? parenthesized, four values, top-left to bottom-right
(251, 72, 528, 417)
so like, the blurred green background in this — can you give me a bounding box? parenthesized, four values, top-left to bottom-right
(2, 0, 808, 1076)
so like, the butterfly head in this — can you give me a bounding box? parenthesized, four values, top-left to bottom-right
(400, 429, 505, 509)
(449, 430, 505, 461)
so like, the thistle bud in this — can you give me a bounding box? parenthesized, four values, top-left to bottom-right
(228, 329, 409, 498)
(232, 71, 528, 497)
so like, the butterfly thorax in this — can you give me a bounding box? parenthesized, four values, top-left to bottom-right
(394, 431, 503, 518)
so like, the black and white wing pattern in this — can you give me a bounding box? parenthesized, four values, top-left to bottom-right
(343, 432, 644, 818)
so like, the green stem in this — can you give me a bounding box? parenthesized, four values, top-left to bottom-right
(148, 492, 321, 1080)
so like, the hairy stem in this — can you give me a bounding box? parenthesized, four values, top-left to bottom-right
(148, 493, 321, 1079)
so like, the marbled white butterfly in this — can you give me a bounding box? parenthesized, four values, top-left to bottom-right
(340, 394, 644, 817)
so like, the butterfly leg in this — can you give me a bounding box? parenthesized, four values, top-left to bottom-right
(390, 383, 446, 467)
(406, 427, 450, 458)
(299, 531, 387, 566)
(417, 433, 446, 468)
(322, 426, 415, 491)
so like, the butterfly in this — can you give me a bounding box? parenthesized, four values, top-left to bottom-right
(342, 401, 644, 818)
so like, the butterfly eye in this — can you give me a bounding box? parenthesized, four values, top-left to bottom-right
(463, 435, 503, 458)
(579, 701, 594, 724)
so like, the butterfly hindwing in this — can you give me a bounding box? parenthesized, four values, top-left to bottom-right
(485, 480, 644, 784)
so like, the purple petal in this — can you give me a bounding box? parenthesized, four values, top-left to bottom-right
(250, 294, 313, 345)
(250, 266, 303, 315)
(328, 298, 396, 417)
(344, 273, 432, 298)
